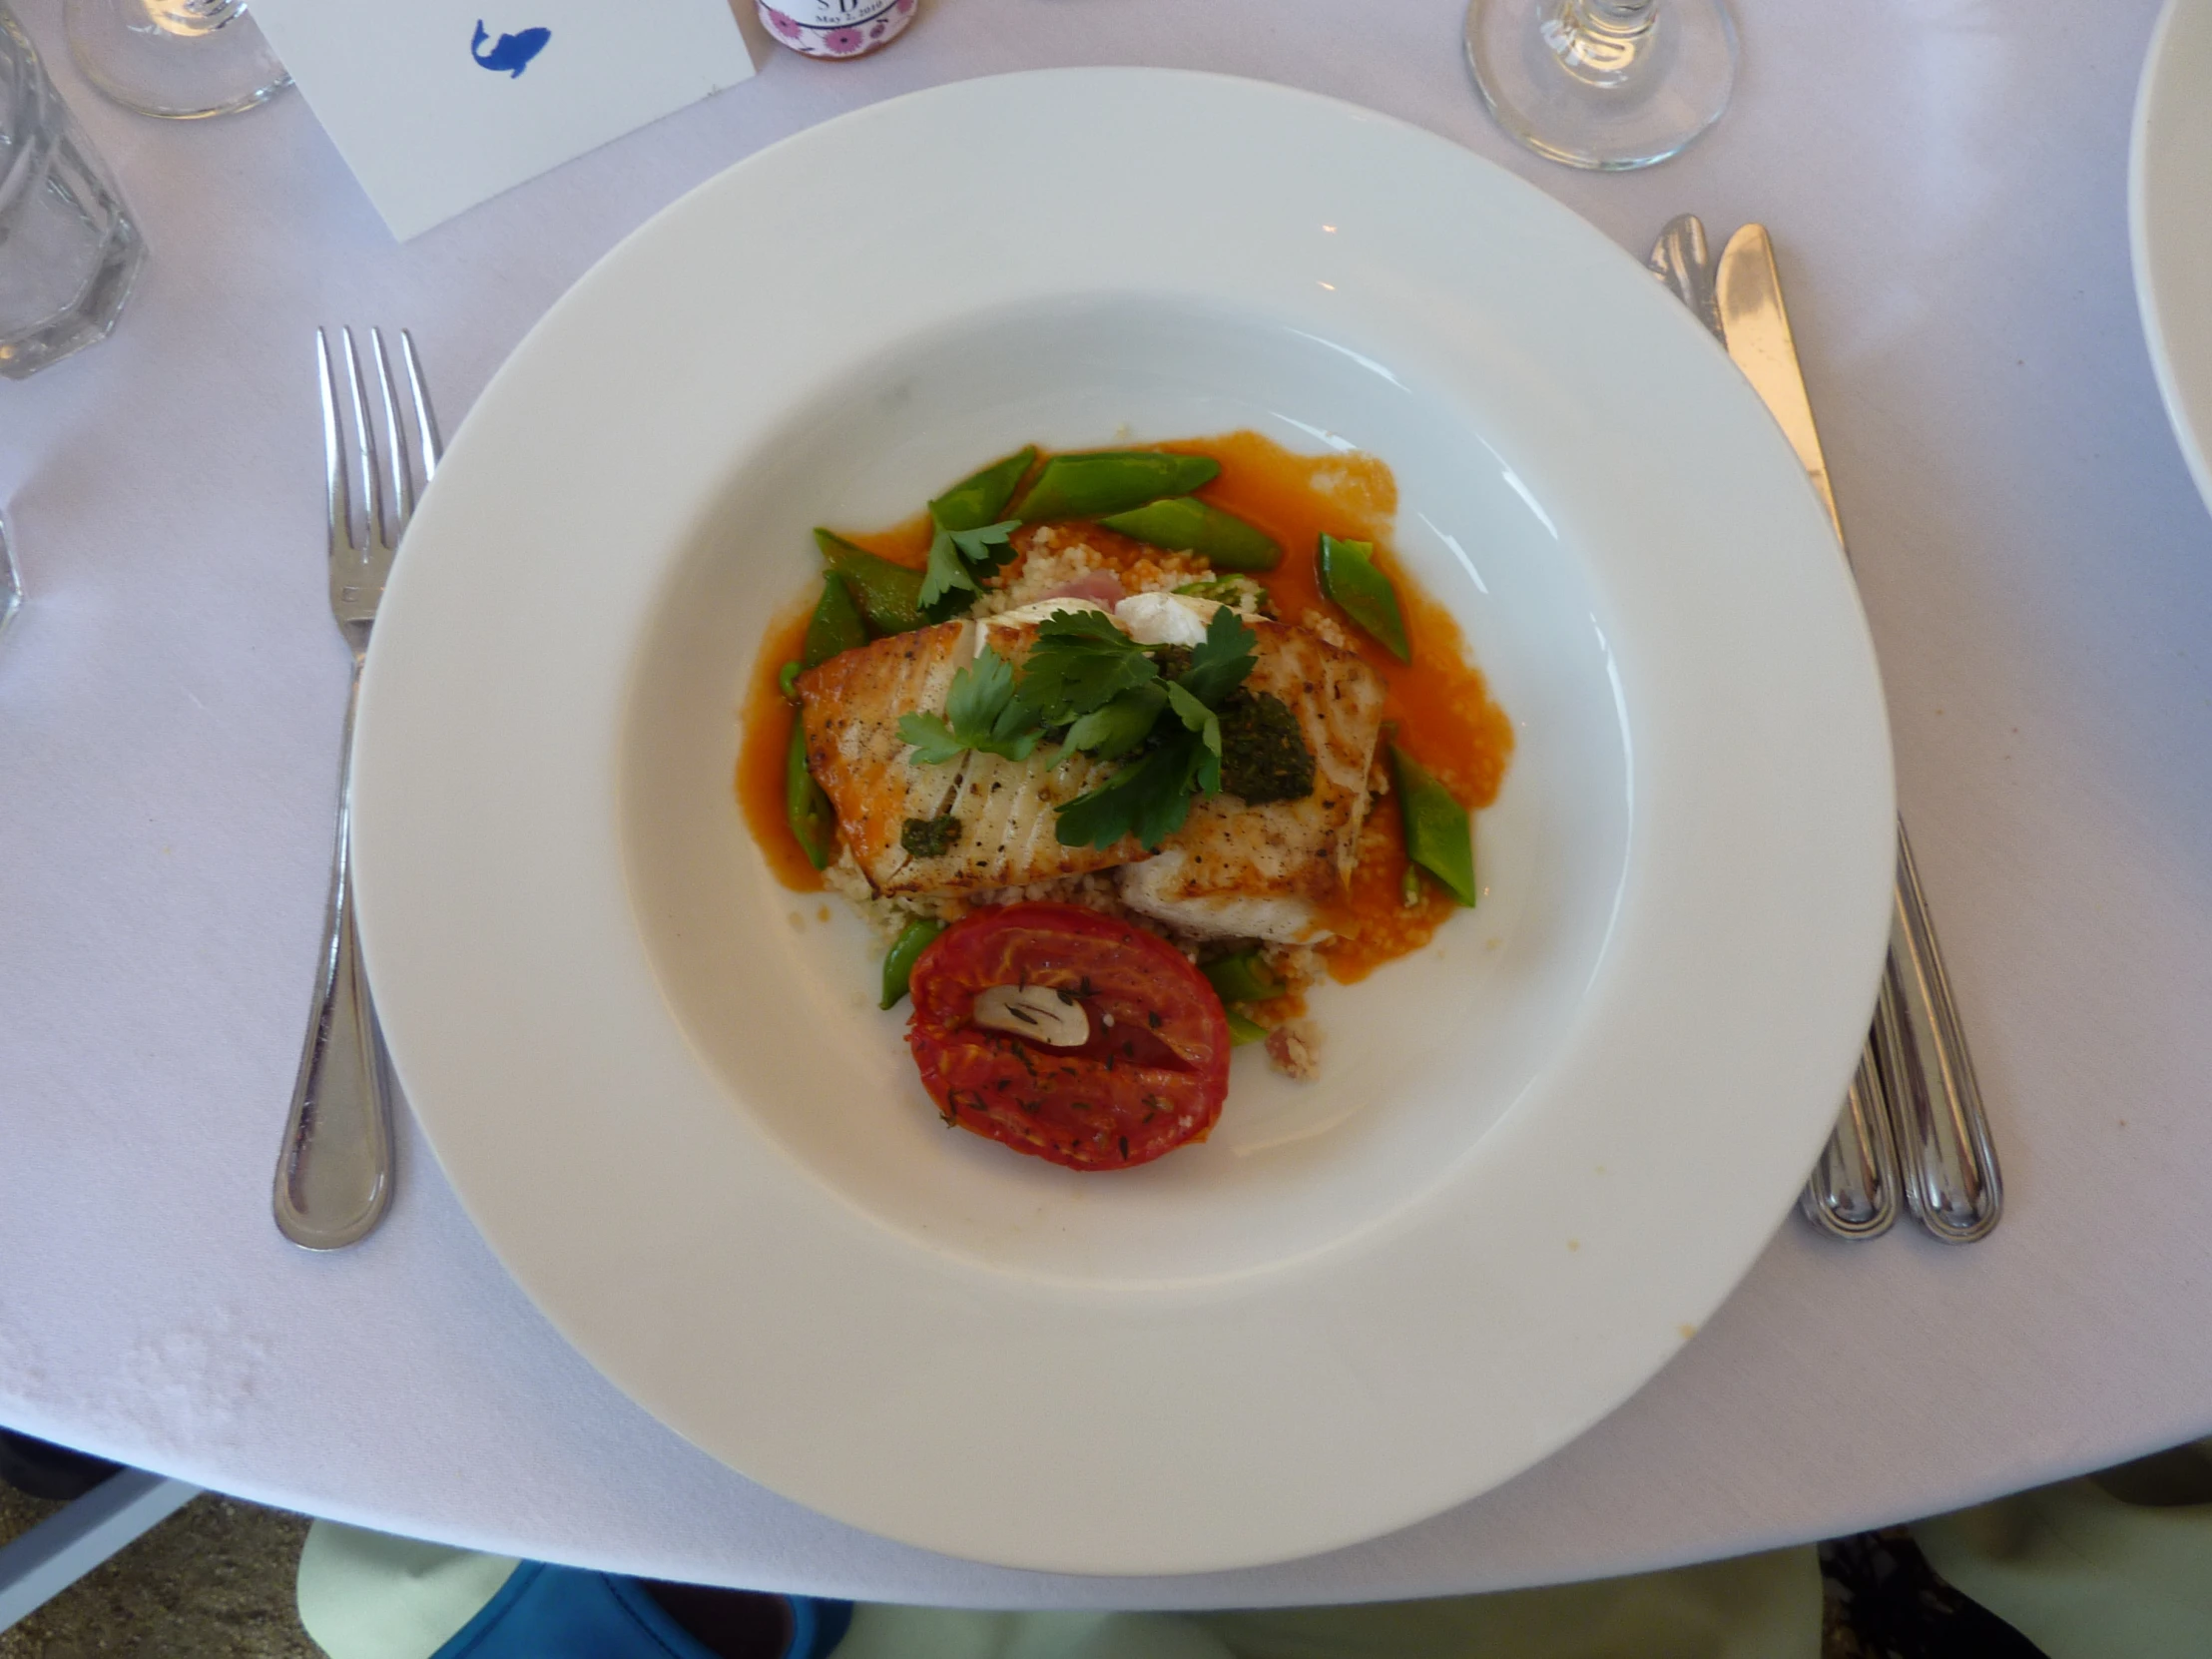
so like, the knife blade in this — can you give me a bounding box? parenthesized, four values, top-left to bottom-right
(1714, 223, 2002, 1244)
(1649, 215, 1901, 1242)
(1714, 226, 1842, 541)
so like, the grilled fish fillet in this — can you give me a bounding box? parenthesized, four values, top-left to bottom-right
(1116, 616, 1386, 942)
(795, 605, 1387, 934)
(795, 620, 1136, 896)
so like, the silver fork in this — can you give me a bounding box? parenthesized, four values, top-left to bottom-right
(273, 326, 441, 1251)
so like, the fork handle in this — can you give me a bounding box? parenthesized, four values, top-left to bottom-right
(274, 664, 394, 1250)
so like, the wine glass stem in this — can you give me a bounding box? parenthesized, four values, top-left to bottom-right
(1542, 0, 1657, 86)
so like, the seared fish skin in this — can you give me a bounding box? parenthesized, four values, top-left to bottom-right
(795, 621, 1136, 896)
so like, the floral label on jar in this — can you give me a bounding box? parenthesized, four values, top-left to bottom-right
(758, 0, 916, 59)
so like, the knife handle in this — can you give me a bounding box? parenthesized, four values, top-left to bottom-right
(1879, 823, 2002, 1241)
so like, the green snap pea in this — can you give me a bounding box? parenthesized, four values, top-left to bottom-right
(779, 661, 802, 701)
(1388, 743, 1475, 906)
(1318, 534, 1411, 662)
(814, 528, 930, 636)
(879, 915, 945, 1009)
(1203, 949, 1284, 1006)
(1100, 497, 1282, 572)
(785, 716, 835, 871)
(1225, 1009, 1270, 1047)
(929, 446, 1036, 533)
(1009, 450, 1221, 522)
(802, 571, 869, 669)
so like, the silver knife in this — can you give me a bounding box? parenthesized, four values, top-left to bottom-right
(1647, 216, 1902, 1241)
(1713, 222, 2002, 1244)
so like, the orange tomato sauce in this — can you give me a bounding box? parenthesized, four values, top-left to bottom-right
(735, 431, 1515, 984)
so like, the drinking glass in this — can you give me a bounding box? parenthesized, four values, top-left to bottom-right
(0, 4, 144, 377)
(1464, 0, 1737, 171)
(65, 0, 285, 120)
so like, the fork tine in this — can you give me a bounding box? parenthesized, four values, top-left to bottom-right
(317, 328, 350, 553)
(369, 327, 414, 535)
(399, 329, 442, 481)
(339, 327, 383, 552)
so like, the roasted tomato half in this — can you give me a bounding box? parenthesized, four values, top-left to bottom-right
(904, 902, 1232, 1170)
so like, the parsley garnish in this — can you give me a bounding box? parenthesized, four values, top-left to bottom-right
(1054, 607, 1254, 850)
(918, 518, 1020, 609)
(1058, 681, 1166, 761)
(896, 603, 1262, 852)
(896, 647, 1042, 765)
(1016, 608, 1159, 726)
(1173, 605, 1260, 707)
(1055, 722, 1215, 849)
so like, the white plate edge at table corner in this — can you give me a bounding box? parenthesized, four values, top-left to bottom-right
(348, 68, 1896, 1576)
(2130, 0, 2212, 520)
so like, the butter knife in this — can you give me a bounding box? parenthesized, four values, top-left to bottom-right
(1647, 216, 1901, 1241)
(1714, 222, 2002, 1244)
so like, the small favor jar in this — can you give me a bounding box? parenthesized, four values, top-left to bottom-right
(757, 0, 916, 59)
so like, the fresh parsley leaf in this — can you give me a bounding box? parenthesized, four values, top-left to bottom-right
(896, 648, 1043, 765)
(950, 519, 1019, 569)
(897, 710, 965, 767)
(1060, 681, 1167, 761)
(1054, 725, 1214, 850)
(1164, 680, 1221, 755)
(918, 526, 979, 609)
(1018, 608, 1158, 725)
(1172, 605, 1260, 707)
(916, 518, 1020, 610)
(946, 645, 1017, 736)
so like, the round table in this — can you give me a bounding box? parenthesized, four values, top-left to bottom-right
(4, 0, 2210, 1609)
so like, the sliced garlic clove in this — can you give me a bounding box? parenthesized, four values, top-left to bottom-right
(971, 983, 1089, 1047)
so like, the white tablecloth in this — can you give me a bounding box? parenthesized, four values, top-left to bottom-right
(5, 0, 2211, 1610)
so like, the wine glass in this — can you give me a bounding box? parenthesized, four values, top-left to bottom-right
(1464, 0, 1737, 171)
(65, 0, 286, 120)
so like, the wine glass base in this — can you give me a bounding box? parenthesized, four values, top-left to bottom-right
(66, 0, 289, 120)
(1465, 0, 1737, 171)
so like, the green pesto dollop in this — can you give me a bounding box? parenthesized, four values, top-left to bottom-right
(1217, 690, 1315, 805)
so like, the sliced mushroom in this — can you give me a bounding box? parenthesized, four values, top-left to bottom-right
(971, 983, 1089, 1048)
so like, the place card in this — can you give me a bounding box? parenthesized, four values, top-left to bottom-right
(248, 0, 757, 241)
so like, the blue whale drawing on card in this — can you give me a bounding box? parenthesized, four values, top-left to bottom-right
(470, 20, 551, 77)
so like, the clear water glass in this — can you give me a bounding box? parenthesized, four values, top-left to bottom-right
(0, 4, 145, 377)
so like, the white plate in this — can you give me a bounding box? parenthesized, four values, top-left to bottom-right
(352, 70, 1894, 1575)
(2133, 0, 2212, 517)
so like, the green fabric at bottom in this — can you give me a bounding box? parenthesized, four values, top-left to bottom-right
(1915, 1439, 2212, 1659)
